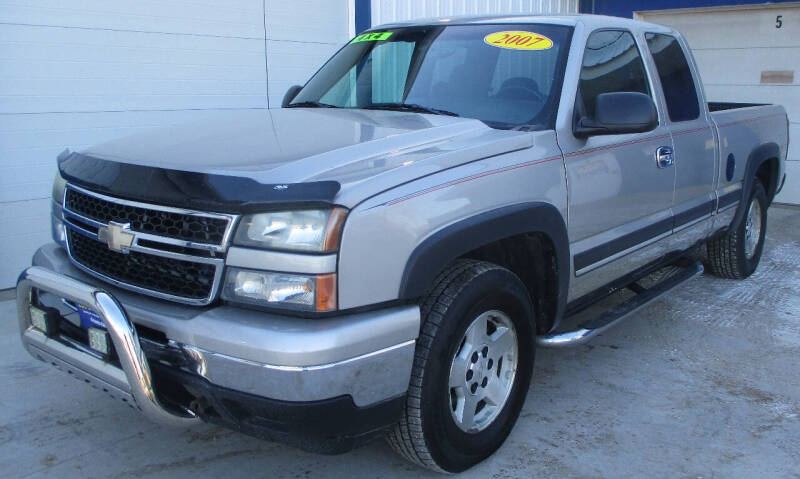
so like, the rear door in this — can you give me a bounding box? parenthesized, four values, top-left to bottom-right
(644, 32, 717, 241)
(558, 28, 676, 300)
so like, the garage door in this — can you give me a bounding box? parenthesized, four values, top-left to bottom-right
(636, 3, 800, 205)
(0, 0, 350, 288)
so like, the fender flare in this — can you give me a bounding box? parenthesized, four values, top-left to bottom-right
(398, 202, 570, 323)
(731, 142, 780, 229)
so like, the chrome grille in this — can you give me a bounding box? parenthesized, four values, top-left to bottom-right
(65, 187, 229, 245)
(61, 184, 236, 305)
(68, 230, 216, 300)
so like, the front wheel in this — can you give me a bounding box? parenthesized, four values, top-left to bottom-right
(706, 181, 768, 279)
(387, 259, 535, 473)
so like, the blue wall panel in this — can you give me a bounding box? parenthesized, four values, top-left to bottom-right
(355, 0, 371, 33)
(583, 0, 798, 18)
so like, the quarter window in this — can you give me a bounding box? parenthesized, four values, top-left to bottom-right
(645, 33, 700, 122)
(577, 30, 651, 119)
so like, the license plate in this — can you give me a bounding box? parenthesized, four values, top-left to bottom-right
(76, 304, 106, 330)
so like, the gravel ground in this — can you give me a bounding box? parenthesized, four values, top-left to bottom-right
(1, 205, 798, 479)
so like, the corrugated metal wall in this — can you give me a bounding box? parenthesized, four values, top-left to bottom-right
(0, 0, 351, 288)
(371, 0, 579, 25)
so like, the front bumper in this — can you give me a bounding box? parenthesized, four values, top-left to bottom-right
(17, 244, 419, 451)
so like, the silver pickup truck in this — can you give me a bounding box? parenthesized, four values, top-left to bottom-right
(16, 14, 788, 473)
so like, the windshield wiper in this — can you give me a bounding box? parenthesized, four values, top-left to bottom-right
(287, 101, 338, 109)
(362, 102, 460, 117)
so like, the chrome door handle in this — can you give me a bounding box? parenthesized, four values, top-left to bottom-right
(655, 146, 674, 169)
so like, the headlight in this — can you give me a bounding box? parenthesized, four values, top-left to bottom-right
(51, 214, 67, 246)
(52, 171, 66, 204)
(233, 208, 347, 252)
(51, 171, 67, 247)
(222, 268, 337, 312)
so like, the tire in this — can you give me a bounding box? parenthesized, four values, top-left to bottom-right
(706, 181, 768, 279)
(387, 259, 535, 473)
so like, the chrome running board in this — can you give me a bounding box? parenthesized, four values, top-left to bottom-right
(537, 262, 704, 348)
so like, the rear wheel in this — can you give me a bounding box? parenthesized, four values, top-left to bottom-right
(706, 181, 768, 279)
(387, 259, 535, 473)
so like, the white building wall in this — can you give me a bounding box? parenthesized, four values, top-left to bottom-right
(0, 0, 351, 288)
(371, 0, 579, 25)
(265, 0, 352, 106)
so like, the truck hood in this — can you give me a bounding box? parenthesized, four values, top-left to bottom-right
(70, 108, 532, 210)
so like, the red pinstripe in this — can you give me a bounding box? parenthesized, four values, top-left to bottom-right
(387, 156, 562, 206)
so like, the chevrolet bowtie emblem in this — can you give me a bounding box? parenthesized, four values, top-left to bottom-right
(97, 221, 135, 254)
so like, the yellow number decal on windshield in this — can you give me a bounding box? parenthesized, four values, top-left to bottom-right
(484, 31, 553, 50)
(351, 31, 393, 43)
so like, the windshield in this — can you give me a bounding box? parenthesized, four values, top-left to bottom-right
(291, 24, 572, 130)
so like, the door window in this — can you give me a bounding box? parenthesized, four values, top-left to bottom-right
(577, 30, 651, 119)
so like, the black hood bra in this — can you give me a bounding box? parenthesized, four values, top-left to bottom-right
(58, 152, 341, 214)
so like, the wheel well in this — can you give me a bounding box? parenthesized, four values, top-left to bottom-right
(755, 157, 779, 205)
(462, 233, 559, 335)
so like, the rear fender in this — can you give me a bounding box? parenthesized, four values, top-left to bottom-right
(731, 142, 780, 229)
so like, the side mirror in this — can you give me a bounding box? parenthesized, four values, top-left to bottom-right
(574, 92, 658, 138)
(281, 85, 303, 108)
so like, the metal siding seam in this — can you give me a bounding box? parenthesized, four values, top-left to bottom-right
(262, 0, 269, 108)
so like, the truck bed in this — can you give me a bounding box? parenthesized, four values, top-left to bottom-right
(708, 102, 768, 112)
(709, 103, 788, 203)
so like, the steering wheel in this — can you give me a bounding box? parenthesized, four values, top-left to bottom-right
(496, 77, 545, 103)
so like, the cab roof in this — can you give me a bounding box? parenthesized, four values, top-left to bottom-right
(374, 14, 675, 35)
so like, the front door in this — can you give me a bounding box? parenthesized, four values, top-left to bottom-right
(560, 29, 676, 301)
